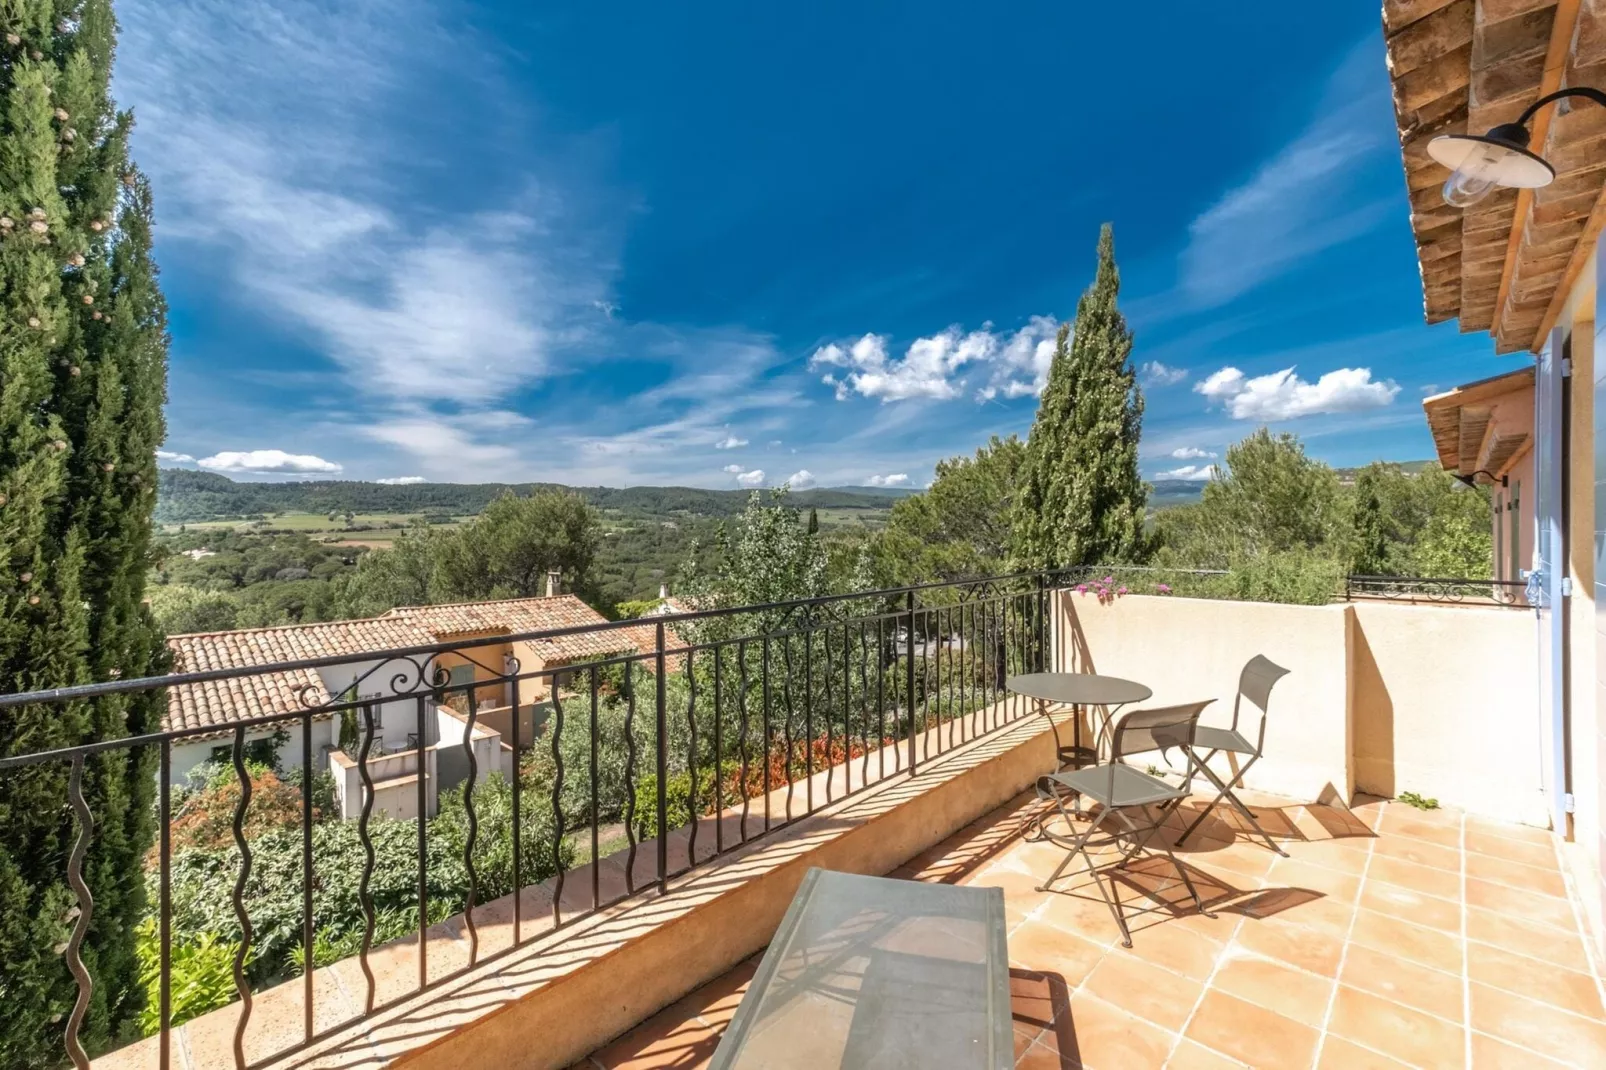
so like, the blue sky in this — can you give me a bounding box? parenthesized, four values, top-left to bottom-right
(116, 1, 1514, 489)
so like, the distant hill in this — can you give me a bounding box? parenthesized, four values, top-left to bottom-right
(1148, 479, 1207, 508)
(1334, 460, 1433, 484)
(155, 469, 907, 524)
(826, 485, 923, 499)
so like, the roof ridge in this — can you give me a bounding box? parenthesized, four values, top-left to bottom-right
(387, 591, 579, 615)
(166, 613, 415, 641)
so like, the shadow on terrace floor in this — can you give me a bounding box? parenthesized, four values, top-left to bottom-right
(574, 789, 1606, 1070)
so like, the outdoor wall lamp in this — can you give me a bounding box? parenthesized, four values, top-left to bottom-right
(1455, 468, 1508, 488)
(1429, 86, 1606, 207)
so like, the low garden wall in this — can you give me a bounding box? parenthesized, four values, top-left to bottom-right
(1053, 591, 1544, 824)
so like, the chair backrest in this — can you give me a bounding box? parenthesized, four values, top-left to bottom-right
(1110, 701, 1214, 767)
(1232, 655, 1290, 752)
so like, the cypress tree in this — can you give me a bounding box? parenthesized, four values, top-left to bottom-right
(1012, 224, 1147, 570)
(0, 2, 169, 1063)
(1351, 466, 1389, 575)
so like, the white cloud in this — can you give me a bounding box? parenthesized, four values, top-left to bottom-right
(156, 450, 195, 462)
(198, 449, 343, 475)
(1141, 361, 1188, 387)
(866, 473, 911, 487)
(1195, 366, 1400, 421)
(1178, 39, 1393, 308)
(1155, 464, 1216, 481)
(1170, 447, 1216, 460)
(811, 317, 1059, 403)
(722, 464, 744, 474)
(735, 469, 765, 488)
(715, 434, 749, 449)
(784, 469, 816, 490)
(114, 1, 608, 410)
(375, 475, 425, 484)
(766, 439, 783, 447)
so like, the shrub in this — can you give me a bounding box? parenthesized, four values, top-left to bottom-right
(135, 920, 241, 1034)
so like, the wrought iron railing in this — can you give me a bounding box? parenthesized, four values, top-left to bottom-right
(1, 572, 1057, 1070)
(1342, 574, 1527, 605)
(0, 563, 1522, 1068)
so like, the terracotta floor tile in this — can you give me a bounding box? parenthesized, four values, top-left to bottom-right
(1209, 951, 1335, 1028)
(1316, 1035, 1416, 1069)
(1339, 942, 1465, 1024)
(1464, 876, 1575, 930)
(1358, 880, 1463, 933)
(1242, 887, 1353, 935)
(1464, 830, 1557, 870)
(1370, 832, 1462, 873)
(1011, 968, 1072, 1034)
(1062, 992, 1175, 1070)
(590, 1011, 722, 1070)
(1183, 989, 1319, 1070)
(1462, 852, 1567, 899)
(1464, 941, 1605, 1021)
(1117, 920, 1223, 982)
(1468, 1029, 1570, 1068)
(1082, 952, 1203, 1032)
(1015, 1035, 1073, 1070)
(1267, 857, 1363, 902)
(1326, 984, 1466, 1069)
(1377, 811, 1463, 847)
(1038, 883, 1129, 939)
(1008, 919, 1110, 984)
(1232, 917, 1346, 976)
(1182, 842, 1278, 881)
(1163, 1039, 1245, 1070)
(1282, 836, 1372, 876)
(1348, 909, 1465, 975)
(1468, 981, 1606, 1065)
(1367, 854, 1464, 901)
(1465, 906, 1592, 972)
(1013, 1020, 1047, 1063)
(1464, 814, 1554, 847)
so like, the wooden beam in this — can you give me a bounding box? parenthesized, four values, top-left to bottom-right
(1490, 0, 1581, 346)
(1531, 171, 1606, 349)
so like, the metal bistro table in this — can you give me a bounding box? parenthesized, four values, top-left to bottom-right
(709, 868, 1012, 1070)
(1005, 672, 1152, 770)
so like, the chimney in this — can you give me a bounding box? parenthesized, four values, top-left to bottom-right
(545, 569, 561, 597)
(659, 583, 669, 601)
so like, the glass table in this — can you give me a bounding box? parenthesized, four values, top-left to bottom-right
(709, 868, 1012, 1069)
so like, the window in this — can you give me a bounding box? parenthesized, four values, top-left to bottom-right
(359, 693, 384, 730)
(1494, 492, 1504, 580)
(1509, 479, 1522, 581)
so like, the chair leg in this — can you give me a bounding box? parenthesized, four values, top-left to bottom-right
(1182, 754, 1287, 856)
(1156, 836, 1217, 919)
(1037, 808, 1107, 892)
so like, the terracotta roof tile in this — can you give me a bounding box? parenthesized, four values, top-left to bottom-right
(164, 617, 438, 735)
(162, 596, 670, 735)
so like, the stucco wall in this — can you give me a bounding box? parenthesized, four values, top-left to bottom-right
(1050, 592, 1544, 825)
(1350, 602, 1544, 825)
(1052, 592, 1353, 804)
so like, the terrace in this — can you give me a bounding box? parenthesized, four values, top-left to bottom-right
(5, 569, 1600, 1069)
(583, 790, 1606, 1069)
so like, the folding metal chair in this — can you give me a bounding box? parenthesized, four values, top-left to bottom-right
(1033, 701, 1217, 947)
(1177, 655, 1291, 855)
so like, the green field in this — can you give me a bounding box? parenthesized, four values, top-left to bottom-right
(163, 512, 464, 541)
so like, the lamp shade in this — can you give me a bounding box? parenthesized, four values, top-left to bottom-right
(1428, 132, 1554, 207)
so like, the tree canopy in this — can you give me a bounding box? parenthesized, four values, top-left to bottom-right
(1012, 224, 1147, 570)
(877, 435, 1025, 584)
(0, 3, 170, 1060)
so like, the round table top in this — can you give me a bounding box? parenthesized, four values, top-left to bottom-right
(1005, 672, 1152, 707)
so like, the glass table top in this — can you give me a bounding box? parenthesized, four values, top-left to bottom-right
(710, 868, 1011, 1070)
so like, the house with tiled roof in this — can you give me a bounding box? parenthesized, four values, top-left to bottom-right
(163, 586, 662, 819)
